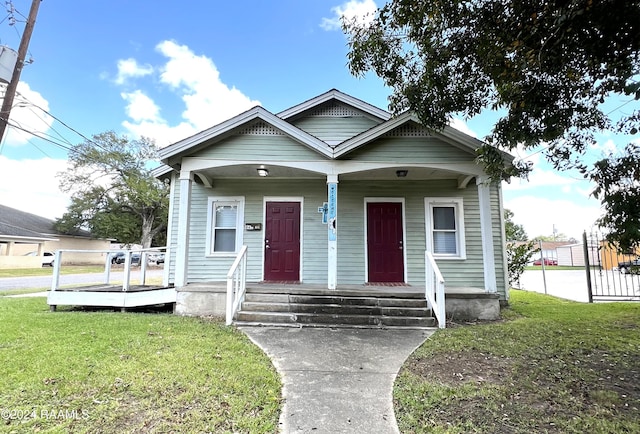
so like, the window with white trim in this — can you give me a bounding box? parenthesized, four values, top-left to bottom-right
(425, 198, 466, 259)
(206, 197, 244, 255)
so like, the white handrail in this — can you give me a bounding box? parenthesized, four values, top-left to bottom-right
(49, 247, 167, 293)
(425, 251, 446, 329)
(226, 245, 248, 325)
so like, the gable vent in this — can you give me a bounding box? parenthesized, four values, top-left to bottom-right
(238, 120, 284, 135)
(310, 102, 362, 117)
(383, 123, 432, 137)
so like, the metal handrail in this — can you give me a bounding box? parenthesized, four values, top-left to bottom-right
(425, 251, 446, 329)
(226, 245, 248, 325)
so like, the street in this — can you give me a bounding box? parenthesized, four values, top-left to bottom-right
(0, 269, 164, 291)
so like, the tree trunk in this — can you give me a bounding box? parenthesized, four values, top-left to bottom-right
(140, 213, 154, 249)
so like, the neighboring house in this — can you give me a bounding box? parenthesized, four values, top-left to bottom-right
(157, 89, 511, 320)
(0, 204, 111, 268)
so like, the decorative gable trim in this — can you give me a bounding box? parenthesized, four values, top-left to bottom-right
(277, 89, 391, 122)
(238, 120, 285, 135)
(308, 101, 366, 118)
(382, 122, 432, 137)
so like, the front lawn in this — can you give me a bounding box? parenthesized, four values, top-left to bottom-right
(395, 290, 640, 433)
(0, 298, 281, 433)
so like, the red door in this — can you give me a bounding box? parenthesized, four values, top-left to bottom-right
(367, 202, 404, 283)
(264, 202, 301, 282)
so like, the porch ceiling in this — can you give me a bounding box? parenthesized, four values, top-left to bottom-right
(194, 164, 472, 181)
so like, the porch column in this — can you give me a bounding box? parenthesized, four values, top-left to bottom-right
(175, 170, 193, 287)
(477, 176, 497, 293)
(327, 174, 338, 290)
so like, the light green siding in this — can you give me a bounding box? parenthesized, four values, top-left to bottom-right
(169, 177, 507, 297)
(344, 136, 476, 163)
(293, 117, 380, 142)
(194, 134, 326, 161)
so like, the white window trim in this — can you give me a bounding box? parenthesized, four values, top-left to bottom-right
(206, 196, 245, 257)
(425, 197, 466, 260)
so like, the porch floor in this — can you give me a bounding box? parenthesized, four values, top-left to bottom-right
(47, 284, 176, 310)
(182, 281, 488, 297)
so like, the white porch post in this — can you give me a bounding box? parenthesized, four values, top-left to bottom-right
(327, 175, 338, 290)
(174, 170, 192, 288)
(477, 176, 497, 293)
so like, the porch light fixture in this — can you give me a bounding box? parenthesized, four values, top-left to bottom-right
(396, 169, 408, 178)
(257, 167, 269, 177)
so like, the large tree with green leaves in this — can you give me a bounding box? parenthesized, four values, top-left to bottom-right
(345, 0, 640, 250)
(55, 131, 169, 248)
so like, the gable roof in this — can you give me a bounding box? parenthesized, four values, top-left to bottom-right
(0, 204, 92, 241)
(158, 89, 513, 166)
(277, 88, 391, 122)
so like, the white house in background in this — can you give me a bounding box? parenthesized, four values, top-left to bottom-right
(156, 89, 512, 323)
(0, 204, 111, 268)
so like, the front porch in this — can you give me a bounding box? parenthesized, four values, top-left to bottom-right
(175, 281, 500, 326)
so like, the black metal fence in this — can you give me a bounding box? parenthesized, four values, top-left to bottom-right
(584, 231, 640, 302)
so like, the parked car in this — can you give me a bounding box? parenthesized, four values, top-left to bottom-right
(148, 253, 165, 265)
(618, 258, 640, 274)
(24, 251, 55, 267)
(533, 258, 557, 266)
(110, 252, 141, 265)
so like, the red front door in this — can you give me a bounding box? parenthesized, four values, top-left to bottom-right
(367, 202, 404, 283)
(264, 201, 301, 282)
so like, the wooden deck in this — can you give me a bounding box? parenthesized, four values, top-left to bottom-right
(48, 285, 176, 310)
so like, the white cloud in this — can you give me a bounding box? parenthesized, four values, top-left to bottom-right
(321, 0, 377, 31)
(504, 194, 602, 240)
(0, 155, 69, 219)
(115, 58, 153, 85)
(504, 167, 578, 192)
(1, 82, 53, 147)
(121, 90, 161, 123)
(117, 40, 260, 147)
(449, 117, 478, 138)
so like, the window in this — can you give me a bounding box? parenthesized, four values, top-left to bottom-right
(206, 197, 244, 255)
(425, 198, 466, 259)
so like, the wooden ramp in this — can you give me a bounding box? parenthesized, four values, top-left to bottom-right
(48, 285, 176, 311)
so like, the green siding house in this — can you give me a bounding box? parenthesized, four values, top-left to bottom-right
(158, 89, 511, 325)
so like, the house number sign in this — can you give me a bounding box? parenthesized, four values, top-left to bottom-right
(328, 183, 337, 241)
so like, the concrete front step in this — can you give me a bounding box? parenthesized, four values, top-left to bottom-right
(236, 290, 436, 329)
(241, 301, 430, 317)
(235, 311, 436, 328)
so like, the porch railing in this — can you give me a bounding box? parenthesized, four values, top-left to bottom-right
(50, 247, 167, 293)
(425, 251, 446, 329)
(226, 245, 248, 325)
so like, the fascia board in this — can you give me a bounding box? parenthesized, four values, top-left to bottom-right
(159, 106, 333, 162)
(277, 89, 391, 122)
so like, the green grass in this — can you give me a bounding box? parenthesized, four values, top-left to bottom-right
(0, 298, 281, 433)
(525, 265, 583, 271)
(0, 266, 106, 278)
(394, 290, 640, 433)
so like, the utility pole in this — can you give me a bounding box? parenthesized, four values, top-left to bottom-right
(0, 0, 42, 142)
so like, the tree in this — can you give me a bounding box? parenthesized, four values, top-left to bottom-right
(504, 209, 537, 288)
(344, 0, 640, 250)
(56, 131, 169, 248)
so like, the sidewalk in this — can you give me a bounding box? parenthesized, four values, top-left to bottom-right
(241, 327, 433, 434)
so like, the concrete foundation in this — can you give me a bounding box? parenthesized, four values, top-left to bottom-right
(445, 291, 501, 321)
(175, 286, 226, 317)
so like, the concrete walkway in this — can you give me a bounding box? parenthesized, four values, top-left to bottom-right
(241, 327, 434, 434)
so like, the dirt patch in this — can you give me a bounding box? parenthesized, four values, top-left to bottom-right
(407, 351, 513, 386)
(401, 349, 640, 433)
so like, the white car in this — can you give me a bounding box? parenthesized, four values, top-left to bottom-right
(24, 251, 55, 267)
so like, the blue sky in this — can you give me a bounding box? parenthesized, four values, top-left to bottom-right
(0, 0, 637, 240)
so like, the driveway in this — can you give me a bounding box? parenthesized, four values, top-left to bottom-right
(517, 269, 640, 302)
(0, 269, 164, 292)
